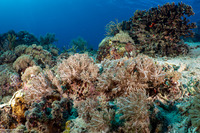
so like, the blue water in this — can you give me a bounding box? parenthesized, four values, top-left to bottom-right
(0, 0, 199, 50)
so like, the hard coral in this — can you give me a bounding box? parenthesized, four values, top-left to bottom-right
(106, 2, 196, 57)
(0, 107, 17, 129)
(11, 89, 27, 123)
(25, 97, 73, 133)
(97, 31, 137, 62)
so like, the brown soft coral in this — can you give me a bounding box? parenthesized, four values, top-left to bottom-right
(97, 55, 166, 100)
(57, 53, 99, 101)
(0, 50, 17, 64)
(14, 44, 28, 56)
(21, 66, 54, 104)
(75, 97, 116, 133)
(13, 54, 36, 73)
(0, 64, 20, 103)
(117, 89, 150, 133)
(189, 83, 200, 132)
(25, 44, 55, 67)
(57, 53, 98, 83)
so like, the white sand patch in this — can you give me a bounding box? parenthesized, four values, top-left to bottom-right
(154, 42, 200, 85)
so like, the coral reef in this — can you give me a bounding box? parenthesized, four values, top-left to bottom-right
(0, 2, 200, 132)
(16, 31, 39, 45)
(0, 106, 18, 129)
(63, 37, 97, 58)
(68, 37, 88, 53)
(0, 30, 39, 52)
(11, 89, 27, 123)
(75, 97, 122, 133)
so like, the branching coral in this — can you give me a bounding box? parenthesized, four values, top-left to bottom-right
(39, 33, 57, 46)
(57, 53, 99, 101)
(117, 89, 150, 133)
(7, 33, 16, 50)
(68, 37, 89, 53)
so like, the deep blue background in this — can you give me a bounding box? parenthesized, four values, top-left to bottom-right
(0, 0, 199, 49)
